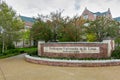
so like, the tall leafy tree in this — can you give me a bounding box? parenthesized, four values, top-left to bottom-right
(58, 16, 86, 42)
(49, 10, 64, 41)
(31, 19, 53, 44)
(31, 12, 87, 43)
(70, 16, 86, 41)
(86, 17, 119, 41)
(0, 2, 24, 52)
(31, 10, 64, 43)
(20, 29, 30, 47)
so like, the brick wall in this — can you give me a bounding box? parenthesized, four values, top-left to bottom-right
(38, 42, 111, 58)
(25, 55, 120, 67)
(81, 8, 95, 20)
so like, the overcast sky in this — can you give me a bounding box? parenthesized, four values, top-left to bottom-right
(4, 0, 120, 18)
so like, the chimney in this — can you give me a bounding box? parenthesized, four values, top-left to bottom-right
(108, 8, 111, 14)
(107, 8, 112, 18)
(85, 7, 87, 10)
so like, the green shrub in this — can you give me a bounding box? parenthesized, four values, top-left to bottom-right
(7, 43, 15, 49)
(26, 48, 37, 56)
(111, 47, 120, 59)
(0, 47, 37, 59)
(0, 43, 2, 53)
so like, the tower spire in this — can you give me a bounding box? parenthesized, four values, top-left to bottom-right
(108, 8, 110, 10)
(108, 8, 111, 13)
(85, 7, 87, 10)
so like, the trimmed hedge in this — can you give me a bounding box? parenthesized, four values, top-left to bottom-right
(26, 48, 37, 56)
(0, 47, 37, 59)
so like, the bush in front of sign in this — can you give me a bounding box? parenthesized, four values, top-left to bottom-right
(111, 47, 120, 59)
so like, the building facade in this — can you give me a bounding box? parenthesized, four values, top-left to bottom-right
(14, 16, 35, 48)
(81, 7, 112, 20)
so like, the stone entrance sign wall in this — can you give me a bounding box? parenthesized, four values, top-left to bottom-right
(44, 46, 100, 53)
(38, 40, 114, 58)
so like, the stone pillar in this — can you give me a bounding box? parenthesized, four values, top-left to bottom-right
(111, 40, 115, 51)
(38, 41, 45, 56)
(102, 40, 114, 57)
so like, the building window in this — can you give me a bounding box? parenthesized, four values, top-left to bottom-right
(25, 26, 30, 29)
(83, 14, 88, 19)
(94, 14, 96, 19)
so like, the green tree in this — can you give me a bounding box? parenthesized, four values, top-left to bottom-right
(0, 2, 24, 52)
(71, 16, 86, 41)
(58, 16, 86, 42)
(20, 29, 30, 47)
(58, 22, 76, 41)
(31, 19, 52, 44)
(86, 17, 119, 41)
(49, 10, 64, 41)
(31, 10, 64, 44)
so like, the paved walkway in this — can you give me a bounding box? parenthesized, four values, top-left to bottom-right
(0, 54, 120, 80)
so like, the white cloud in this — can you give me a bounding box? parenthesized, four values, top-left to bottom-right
(5, 0, 120, 18)
(74, 0, 81, 10)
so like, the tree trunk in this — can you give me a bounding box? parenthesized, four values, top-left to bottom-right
(2, 39, 4, 53)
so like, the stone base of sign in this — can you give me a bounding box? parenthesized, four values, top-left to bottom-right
(25, 55, 120, 67)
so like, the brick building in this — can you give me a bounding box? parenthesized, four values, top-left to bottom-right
(20, 16, 35, 29)
(14, 16, 35, 48)
(81, 7, 112, 20)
